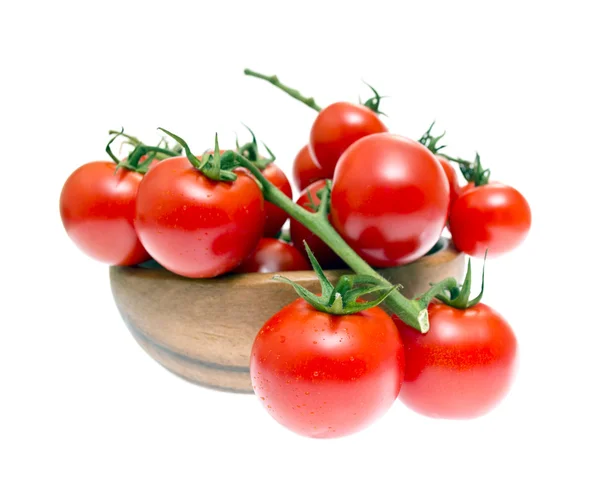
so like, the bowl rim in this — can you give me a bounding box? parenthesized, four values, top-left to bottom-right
(111, 237, 461, 287)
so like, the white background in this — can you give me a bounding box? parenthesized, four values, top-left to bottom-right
(2, 1, 599, 495)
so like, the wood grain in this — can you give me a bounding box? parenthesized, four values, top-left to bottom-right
(110, 238, 465, 393)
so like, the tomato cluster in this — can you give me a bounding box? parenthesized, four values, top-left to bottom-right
(60, 69, 531, 439)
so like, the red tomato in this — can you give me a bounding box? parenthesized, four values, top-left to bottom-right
(449, 184, 531, 258)
(331, 134, 450, 267)
(437, 156, 461, 210)
(251, 298, 405, 438)
(309, 102, 388, 177)
(292, 144, 327, 191)
(262, 163, 292, 237)
(394, 302, 518, 419)
(289, 180, 344, 269)
(233, 238, 310, 273)
(60, 161, 150, 266)
(135, 156, 264, 278)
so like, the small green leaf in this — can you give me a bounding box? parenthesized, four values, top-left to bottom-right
(105, 127, 124, 164)
(158, 127, 203, 170)
(272, 275, 329, 312)
(303, 242, 334, 299)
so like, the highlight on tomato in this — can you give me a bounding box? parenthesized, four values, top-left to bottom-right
(59, 130, 180, 266)
(233, 238, 310, 273)
(251, 244, 404, 438)
(330, 133, 450, 267)
(135, 130, 264, 278)
(236, 127, 292, 238)
(394, 258, 518, 419)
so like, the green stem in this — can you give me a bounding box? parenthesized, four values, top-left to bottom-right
(438, 153, 471, 167)
(108, 130, 142, 146)
(128, 145, 179, 166)
(244, 68, 322, 112)
(235, 153, 446, 332)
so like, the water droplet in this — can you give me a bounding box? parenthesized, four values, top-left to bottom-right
(350, 356, 355, 361)
(279, 336, 286, 343)
(313, 372, 319, 377)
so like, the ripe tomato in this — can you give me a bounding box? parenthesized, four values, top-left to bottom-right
(309, 102, 387, 177)
(289, 180, 344, 269)
(449, 184, 531, 258)
(437, 156, 461, 210)
(233, 238, 310, 273)
(135, 156, 264, 278)
(251, 298, 404, 438)
(394, 302, 518, 419)
(262, 163, 292, 238)
(292, 144, 327, 191)
(330, 134, 450, 267)
(60, 161, 150, 266)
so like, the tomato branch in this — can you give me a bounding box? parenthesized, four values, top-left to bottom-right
(243, 68, 322, 112)
(234, 151, 457, 333)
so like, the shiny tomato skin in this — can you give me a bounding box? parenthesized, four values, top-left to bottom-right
(262, 163, 292, 237)
(309, 102, 388, 177)
(437, 156, 461, 210)
(60, 161, 150, 266)
(394, 303, 518, 419)
(233, 238, 310, 273)
(331, 134, 450, 267)
(449, 183, 531, 258)
(135, 156, 264, 278)
(289, 180, 345, 269)
(292, 144, 328, 191)
(251, 299, 405, 438)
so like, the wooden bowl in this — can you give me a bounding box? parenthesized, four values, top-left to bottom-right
(110, 238, 465, 393)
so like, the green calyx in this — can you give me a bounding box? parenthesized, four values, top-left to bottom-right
(158, 128, 239, 182)
(274, 242, 400, 315)
(418, 121, 447, 154)
(106, 128, 181, 174)
(434, 255, 486, 309)
(360, 82, 387, 116)
(456, 153, 490, 187)
(418, 121, 490, 187)
(235, 125, 276, 170)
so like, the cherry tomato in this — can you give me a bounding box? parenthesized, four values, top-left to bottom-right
(251, 298, 405, 438)
(437, 156, 461, 210)
(449, 184, 531, 258)
(309, 102, 387, 177)
(233, 238, 310, 273)
(262, 163, 292, 238)
(331, 134, 450, 267)
(135, 156, 264, 278)
(60, 161, 150, 266)
(394, 302, 518, 419)
(292, 144, 327, 191)
(290, 180, 344, 269)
